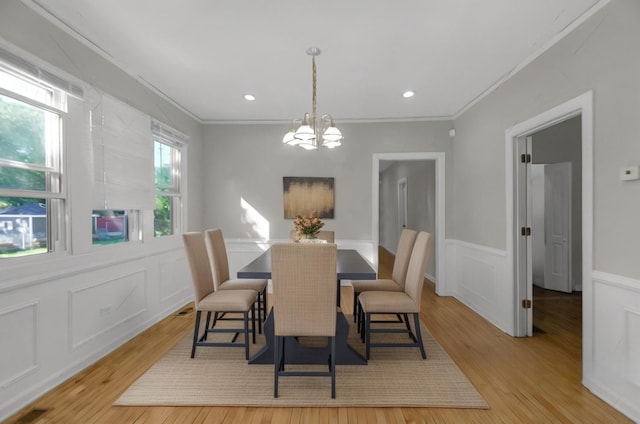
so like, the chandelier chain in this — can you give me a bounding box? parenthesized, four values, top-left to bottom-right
(312, 56, 317, 131)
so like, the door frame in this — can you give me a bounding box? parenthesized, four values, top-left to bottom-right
(397, 177, 408, 231)
(505, 91, 593, 375)
(372, 152, 446, 295)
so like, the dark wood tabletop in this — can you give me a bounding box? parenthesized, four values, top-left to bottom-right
(237, 248, 376, 281)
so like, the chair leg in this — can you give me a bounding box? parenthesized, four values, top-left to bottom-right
(330, 336, 336, 399)
(243, 311, 250, 360)
(274, 335, 280, 398)
(359, 305, 366, 342)
(191, 311, 202, 358)
(403, 313, 417, 342)
(356, 294, 362, 331)
(257, 290, 263, 334)
(413, 313, 426, 359)
(352, 291, 358, 323)
(204, 312, 212, 335)
(365, 312, 371, 360)
(210, 311, 218, 329)
(251, 303, 256, 344)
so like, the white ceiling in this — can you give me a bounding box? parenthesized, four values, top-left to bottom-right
(25, 0, 603, 123)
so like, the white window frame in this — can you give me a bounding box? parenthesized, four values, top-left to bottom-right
(0, 66, 67, 258)
(152, 121, 186, 237)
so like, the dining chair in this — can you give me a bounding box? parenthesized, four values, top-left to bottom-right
(289, 229, 335, 243)
(271, 242, 338, 398)
(204, 229, 268, 333)
(351, 228, 418, 323)
(358, 231, 432, 360)
(182, 232, 257, 360)
(316, 230, 335, 243)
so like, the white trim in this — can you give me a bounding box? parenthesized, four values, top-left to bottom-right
(505, 91, 593, 374)
(372, 152, 446, 295)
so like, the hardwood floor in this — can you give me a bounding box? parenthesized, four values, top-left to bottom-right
(5, 248, 631, 423)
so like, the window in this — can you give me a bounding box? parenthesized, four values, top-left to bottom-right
(153, 121, 185, 237)
(0, 67, 65, 258)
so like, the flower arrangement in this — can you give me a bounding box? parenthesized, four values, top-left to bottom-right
(293, 213, 324, 240)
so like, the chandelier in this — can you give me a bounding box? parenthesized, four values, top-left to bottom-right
(282, 47, 343, 150)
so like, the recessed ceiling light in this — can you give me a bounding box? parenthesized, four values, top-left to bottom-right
(402, 90, 415, 98)
(244, 94, 256, 101)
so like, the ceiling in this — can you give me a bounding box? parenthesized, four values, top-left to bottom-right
(24, 0, 603, 124)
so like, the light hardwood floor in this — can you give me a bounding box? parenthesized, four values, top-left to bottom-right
(5, 248, 632, 423)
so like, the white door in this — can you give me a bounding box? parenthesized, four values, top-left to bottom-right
(515, 136, 534, 336)
(543, 162, 572, 293)
(398, 177, 408, 232)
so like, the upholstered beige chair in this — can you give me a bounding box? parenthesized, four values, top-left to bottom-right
(182, 232, 257, 360)
(204, 229, 268, 333)
(271, 243, 338, 398)
(317, 230, 335, 243)
(351, 228, 418, 321)
(289, 229, 335, 243)
(358, 231, 432, 360)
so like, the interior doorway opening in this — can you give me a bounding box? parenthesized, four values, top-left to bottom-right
(372, 152, 446, 295)
(528, 117, 583, 338)
(506, 91, 593, 365)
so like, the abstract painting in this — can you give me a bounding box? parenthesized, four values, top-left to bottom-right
(283, 177, 334, 219)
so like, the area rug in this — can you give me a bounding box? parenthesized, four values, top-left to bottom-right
(115, 316, 488, 408)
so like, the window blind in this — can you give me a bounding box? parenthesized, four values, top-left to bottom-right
(92, 94, 154, 210)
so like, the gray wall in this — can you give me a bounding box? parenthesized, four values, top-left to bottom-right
(532, 116, 582, 290)
(453, 0, 640, 279)
(379, 160, 436, 276)
(202, 121, 452, 241)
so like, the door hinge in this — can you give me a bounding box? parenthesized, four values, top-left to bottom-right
(521, 227, 532, 236)
(522, 299, 532, 309)
(521, 153, 531, 163)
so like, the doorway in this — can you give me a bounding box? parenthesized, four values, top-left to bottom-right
(372, 152, 446, 295)
(507, 91, 593, 354)
(529, 118, 582, 338)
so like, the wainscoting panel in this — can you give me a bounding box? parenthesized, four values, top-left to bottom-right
(1, 246, 193, 423)
(68, 269, 148, 350)
(588, 271, 640, 421)
(0, 301, 38, 388)
(446, 239, 511, 334)
(159, 255, 191, 304)
(626, 307, 640, 387)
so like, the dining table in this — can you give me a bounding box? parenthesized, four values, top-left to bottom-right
(237, 248, 376, 365)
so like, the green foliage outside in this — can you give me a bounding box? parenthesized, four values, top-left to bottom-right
(154, 194, 172, 236)
(0, 94, 47, 207)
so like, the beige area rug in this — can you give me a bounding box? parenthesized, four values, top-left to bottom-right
(115, 316, 488, 408)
